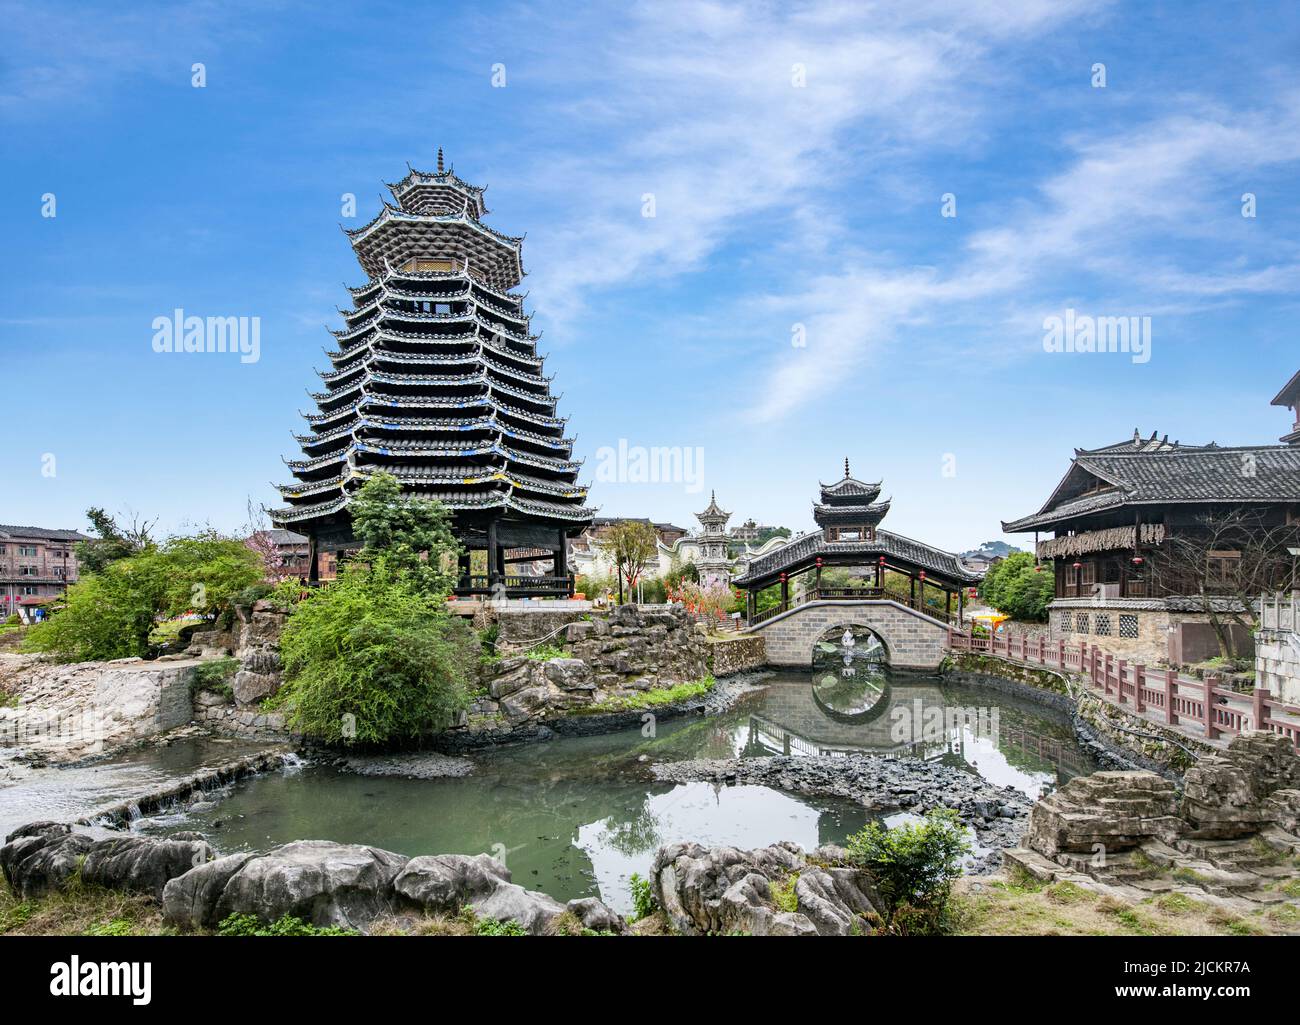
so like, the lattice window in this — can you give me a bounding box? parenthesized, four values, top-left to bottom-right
(1095, 613, 1112, 636)
(1060, 615, 1072, 634)
(1075, 613, 1089, 633)
(1119, 614, 1139, 638)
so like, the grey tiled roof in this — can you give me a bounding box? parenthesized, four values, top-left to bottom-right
(1003, 444, 1300, 531)
(733, 528, 980, 586)
(0, 525, 90, 542)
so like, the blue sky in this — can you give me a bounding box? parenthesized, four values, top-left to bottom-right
(3, 0, 1299, 553)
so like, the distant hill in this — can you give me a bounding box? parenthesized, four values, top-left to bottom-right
(960, 541, 1024, 560)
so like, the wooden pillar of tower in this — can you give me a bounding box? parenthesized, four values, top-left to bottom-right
(875, 562, 882, 588)
(910, 574, 917, 608)
(747, 589, 756, 620)
(457, 551, 470, 591)
(554, 529, 569, 594)
(487, 519, 500, 589)
(780, 576, 789, 611)
(946, 589, 952, 620)
(308, 534, 320, 583)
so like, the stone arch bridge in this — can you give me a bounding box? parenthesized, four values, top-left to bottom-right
(745, 599, 952, 670)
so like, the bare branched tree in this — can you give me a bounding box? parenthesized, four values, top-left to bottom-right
(1147, 508, 1300, 658)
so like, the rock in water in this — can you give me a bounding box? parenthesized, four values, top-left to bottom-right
(213, 841, 409, 931)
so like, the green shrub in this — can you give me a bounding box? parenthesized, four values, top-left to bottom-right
(629, 872, 657, 921)
(192, 656, 239, 698)
(525, 643, 567, 661)
(769, 873, 799, 914)
(217, 912, 355, 937)
(844, 808, 970, 935)
(273, 560, 478, 744)
(472, 916, 527, 936)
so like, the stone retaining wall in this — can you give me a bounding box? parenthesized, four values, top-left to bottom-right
(1257, 627, 1300, 706)
(469, 604, 711, 730)
(707, 634, 766, 676)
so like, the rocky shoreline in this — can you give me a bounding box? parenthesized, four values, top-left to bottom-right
(651, 753, 1033, 871)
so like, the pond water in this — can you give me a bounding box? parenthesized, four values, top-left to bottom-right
(122, 670, 1094, 914)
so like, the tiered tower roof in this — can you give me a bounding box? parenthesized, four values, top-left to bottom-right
(271, 153, 593, 544)
(813, 457, 891, 528)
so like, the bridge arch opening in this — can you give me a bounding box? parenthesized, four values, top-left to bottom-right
(811, 623, 891, 722)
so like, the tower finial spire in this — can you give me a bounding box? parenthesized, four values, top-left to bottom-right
(437, 147, 445, 174)
(844, 456, 851, 479)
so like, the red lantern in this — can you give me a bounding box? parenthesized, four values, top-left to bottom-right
(1034, 564, 1043, 573)
(918, 571, 926, 582)
(815, 556, 823, 568)
(878, 556, 886, 566)
(1072, 562, 1083, 570)
(779, 572, 787, 582)
(1131, 556, 1144, 566)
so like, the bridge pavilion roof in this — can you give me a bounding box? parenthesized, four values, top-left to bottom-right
(733, 526, 980, 590)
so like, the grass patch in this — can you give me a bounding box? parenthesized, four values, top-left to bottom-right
(582, 677, 715, 714)
(525, 643, 567, 662)
(0, 880, 168, 937)
(953, 874, 1292, 936)
(1045, 880, 1088, 905)
(769, 873, 800, 914)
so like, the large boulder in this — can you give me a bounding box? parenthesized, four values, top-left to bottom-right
(162, 852, 257, 931)
(1180, 756, 1266, 839)
(393, 854, 511, 912)
(651, 841, 883, 936)
(542, 658, 595, 691)
(81, 835, 213, 900)
(566, 896, 630, 935)
(392, 852, 569, 935)
(0, 823, 95, 898)
(472, 882, 566, 935)
(1025, 771, 1182, 857)
(213, 841, 409, 931)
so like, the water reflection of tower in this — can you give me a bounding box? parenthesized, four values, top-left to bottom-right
(841, 627, 856, 677)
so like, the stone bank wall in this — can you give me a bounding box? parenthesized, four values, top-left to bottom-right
(707, 634, 766, 676)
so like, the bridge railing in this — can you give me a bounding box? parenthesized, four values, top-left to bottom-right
(744, 587, 961, 628)
(946, 626, 1300, 750)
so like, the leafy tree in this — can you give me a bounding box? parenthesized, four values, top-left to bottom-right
(979, 552, 1052, 622)
(26, 533, 261, 662)
(348, 472, 460, 594)
(595, 520, 659, 603)
(845, 809, 970, 935)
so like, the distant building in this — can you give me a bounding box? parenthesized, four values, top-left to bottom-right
(0, 525, 89, 622)
(252, 529, 337, 581)
(694, 492, 732, 589)
(569, 506, 792, 584)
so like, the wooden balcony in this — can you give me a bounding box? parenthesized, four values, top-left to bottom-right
(455, 574, 575, 599)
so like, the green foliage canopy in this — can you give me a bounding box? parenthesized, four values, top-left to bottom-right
(978, 551, 1053, 622)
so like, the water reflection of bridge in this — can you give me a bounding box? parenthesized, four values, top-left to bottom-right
(738, 678, 1091, 781)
